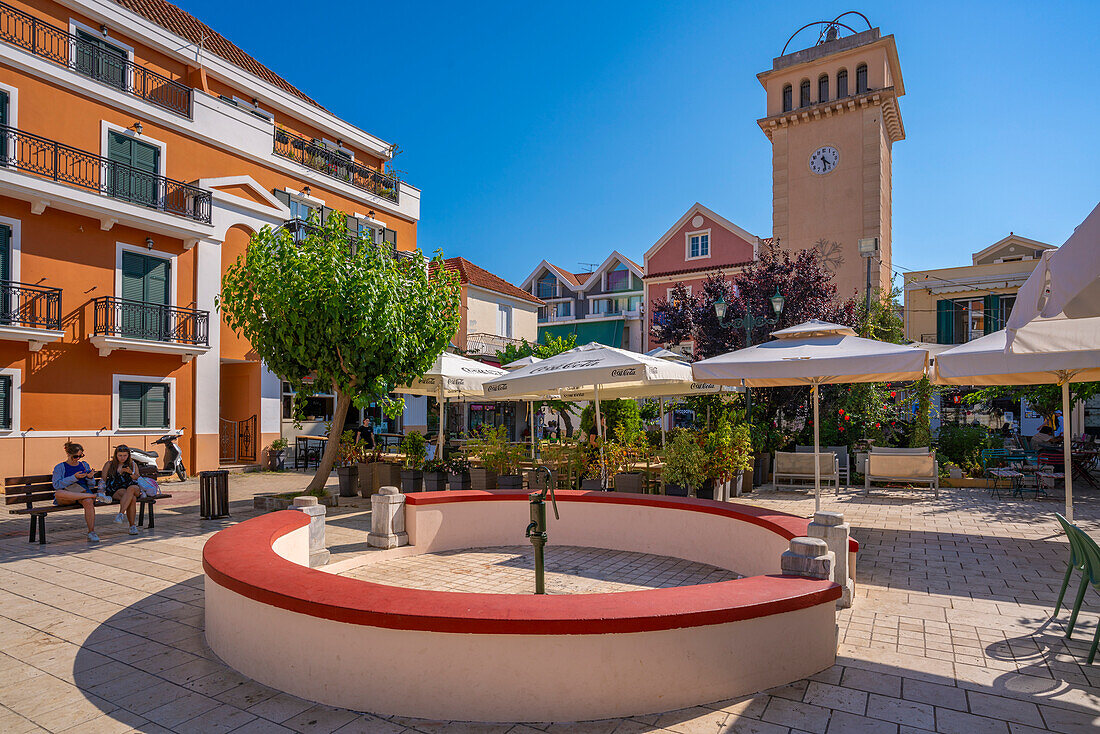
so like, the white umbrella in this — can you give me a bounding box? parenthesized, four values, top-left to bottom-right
(935, 315, 1100, 522)
(483, 343, 693, 484)
(646, 347, 689, 362)
(502, 356, 543, 459)
(395, 353, 510, 456)
(1007, 202, 1100, 338)
(693, 320, 930, 511)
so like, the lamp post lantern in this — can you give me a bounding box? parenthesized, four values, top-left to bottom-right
(715, 287, 785, 421)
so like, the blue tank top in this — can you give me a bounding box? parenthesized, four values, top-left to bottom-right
(61, 461, 92, 491)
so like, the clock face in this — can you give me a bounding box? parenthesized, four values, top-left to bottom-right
(809, 146, 840, 175)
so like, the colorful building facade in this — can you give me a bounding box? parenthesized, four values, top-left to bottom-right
(0, 0, 418, 477)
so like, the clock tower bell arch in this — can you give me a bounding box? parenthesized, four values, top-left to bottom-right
(757, 17, 905, 301)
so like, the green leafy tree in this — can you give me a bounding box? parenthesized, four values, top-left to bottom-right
(966, 383, 1100, 423)
(218, 211, 461, 494)
(494, 333, 580, 436)
(580, 399, 642, 443)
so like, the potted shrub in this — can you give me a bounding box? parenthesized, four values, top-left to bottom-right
(267, 436, 289, 471)
(609, 439, 648, 493)
(469, 426, 526, 489)
(447, 456, 472, 490)
(335, 430, 363, 498)
(729, 422, 753, 498)
(578, 446, 605, 491)
(422, 458, 448, 491)
(399, 431, 427, 492)
(663, 429, 704, 497)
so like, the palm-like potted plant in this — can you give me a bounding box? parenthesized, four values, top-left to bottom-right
(447, 456, 472, 490)
(267, 436, 289, 471)
(399, 431, 427, 492)
(662, 429, 705, 497)
(422, 457, 448, 491)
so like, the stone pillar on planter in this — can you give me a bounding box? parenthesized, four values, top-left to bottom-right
(780, 537, 833, 582)
(808, 511, 853, 608)
(368, 486, 408, 549)
(291, 496, 330, 568)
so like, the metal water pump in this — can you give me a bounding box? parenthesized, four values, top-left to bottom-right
(525, 466, 559, 594)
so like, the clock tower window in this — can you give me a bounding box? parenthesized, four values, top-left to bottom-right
(799, 79, 811, 107)
(836, 68, 848, 98)
(856, 64, 868, 94)
(782, 84, 792, 112)
(818, 74, 829, 103)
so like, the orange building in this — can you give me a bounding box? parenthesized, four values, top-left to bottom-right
(0, 0, 419, 478)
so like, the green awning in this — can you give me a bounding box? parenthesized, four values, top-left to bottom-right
(537, 320, 624, 348)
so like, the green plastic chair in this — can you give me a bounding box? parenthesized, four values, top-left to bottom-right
(1059, 517, 1100, 665)
(1054, 513, 1087, 617)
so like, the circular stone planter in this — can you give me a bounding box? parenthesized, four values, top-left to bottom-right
(204, 491, 854, 722)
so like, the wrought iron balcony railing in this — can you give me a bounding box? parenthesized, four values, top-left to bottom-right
(273, 128, 400, 204)
(0, 280, 61, 330)
(278, 218, 412, 260)
(92, 297, 208, 347)
(0, 2, 191, 117)
(466, 331, 524, 358)
(0, 124, 212, 223)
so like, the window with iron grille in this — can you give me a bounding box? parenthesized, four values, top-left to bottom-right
(836, 69, 848, 98)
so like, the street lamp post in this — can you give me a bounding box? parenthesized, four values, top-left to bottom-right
(714, 287, 786, 421)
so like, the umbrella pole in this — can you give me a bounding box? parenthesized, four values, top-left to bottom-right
(594, 384, 606, 489)
(813, 382, 821, 514)
(438, 383, 445, 460)
(660, 399, 666, 449)
(530, 401, 535, 461)
(1062, 380, 1073, 523)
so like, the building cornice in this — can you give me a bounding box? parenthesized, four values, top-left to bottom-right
(756, 88, 905, 143)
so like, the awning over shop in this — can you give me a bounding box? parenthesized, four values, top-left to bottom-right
(537, 320, 624, 348)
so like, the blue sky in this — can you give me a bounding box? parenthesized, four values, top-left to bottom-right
(184, 0, 1100, 286)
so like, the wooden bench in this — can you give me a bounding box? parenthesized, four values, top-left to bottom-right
(5, 469, 172, 544)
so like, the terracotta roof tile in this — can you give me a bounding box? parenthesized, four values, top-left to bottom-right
(444, 258, 544, 305)
(643, 260, 755, 280)
(113, 0, 326, 111)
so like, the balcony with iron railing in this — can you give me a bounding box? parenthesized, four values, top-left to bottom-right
(0, 280, 64, 350)
(0, 2, 192, 117)
(0, 124, 212, 223)
(90, 296, 210, 360)
(273, 128, 399, 204)
(466, 332, 524, 358)
(278, 218, 411, 259)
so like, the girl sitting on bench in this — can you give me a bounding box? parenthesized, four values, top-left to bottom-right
(52, 441, 104, 543)
(101, 445, 142, 536)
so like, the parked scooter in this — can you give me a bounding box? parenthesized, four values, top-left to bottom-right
(129, 430, 187, 481)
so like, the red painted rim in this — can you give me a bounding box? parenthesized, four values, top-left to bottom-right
(203, 492, 844, 635)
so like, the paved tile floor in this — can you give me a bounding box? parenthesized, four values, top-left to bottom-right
(1, 471, 1100, 733)
(339, 544, 740, 594)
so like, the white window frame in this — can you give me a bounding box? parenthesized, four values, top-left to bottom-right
(667, 285, 693, 301)
(100, 120, 167, 178)
(497, 304, 514, 338)
(0, 367, 20, 435)
(685, 229, 712, 261)
(0, 81, 18, 169)
(115, 242, 178, 306)
(112, 374, 175, 433)
(0, 214, 22, 283)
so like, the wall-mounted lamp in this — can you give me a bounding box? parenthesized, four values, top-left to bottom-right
(368, 210, 375, 219)
(301, 186, 311, 197)
(131, 122, 143, 135)
(336, 139, 343, 148)
(145, 237, 154, 249)
(100, 24, 109, 37)
(251, 98, 259, 106)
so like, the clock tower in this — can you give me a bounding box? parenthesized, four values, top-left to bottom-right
(757, 19, 905, 302)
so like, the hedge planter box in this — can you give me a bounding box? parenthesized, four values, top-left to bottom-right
(367, 462, 401, 495)
(696, 480, 716, 501)
(579, 478, 603, 491)
(614, 472, 645, 494)
(400, 470, 424, 493)
(497, 474, 523, 490)
(253, 493, 338, 511)
(268, 450, 286, 472)
(423, 471, 448, 492)
(526, 469, 556, 490)
(448, 472, 471, 490)
(471, 468, 497, 490)
(664, 482, 689, 497)
(337, 466, 359, 497)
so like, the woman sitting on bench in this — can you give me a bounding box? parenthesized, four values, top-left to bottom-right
(101, 445, 142, 536)
(52, 441, 104, 543)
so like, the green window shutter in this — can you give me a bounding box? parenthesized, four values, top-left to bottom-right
(143, 383, 169, 428)
(121, 251, 146, 302)
(0, 223, 10, 282)
(383, 228, 397, 246)
(0, 374, 11, 430)
(273, 189, 291, 208)
(984, 295, 1001, 334)
(131, 139, 159, 174)
(118, 381, 144, 428)
(108, 131, 131, 166)
(936, 300, 954, 344)
(0, 90, 8, 161)
(143, 256, 170, 306)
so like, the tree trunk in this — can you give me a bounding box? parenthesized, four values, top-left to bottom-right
(559, 409, 574, 438)
(306, 390, 353, 496)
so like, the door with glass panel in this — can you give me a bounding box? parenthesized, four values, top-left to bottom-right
(120, 251, 170, 340)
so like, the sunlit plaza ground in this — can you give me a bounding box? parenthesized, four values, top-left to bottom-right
(1, 472, 1099, 733)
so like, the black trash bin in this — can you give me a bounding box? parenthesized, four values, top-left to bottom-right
(199, 470, 230, 519)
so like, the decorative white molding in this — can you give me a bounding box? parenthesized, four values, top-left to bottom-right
(93, 335, 209, 361)
(0, 325, 66, 351)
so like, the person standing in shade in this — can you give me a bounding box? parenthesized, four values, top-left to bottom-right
(52, 441, 103, 542)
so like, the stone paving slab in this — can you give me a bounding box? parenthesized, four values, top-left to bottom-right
(0, 471, 1099, 732)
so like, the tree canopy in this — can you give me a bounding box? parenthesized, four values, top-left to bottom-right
(494, 332, 579, 435)
(219, 211, 461, 493)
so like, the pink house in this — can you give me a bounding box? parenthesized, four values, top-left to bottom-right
(643, 203, 763, 353)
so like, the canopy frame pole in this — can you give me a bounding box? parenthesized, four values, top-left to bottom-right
(530, 401, 536, 461)
(660, 398, 666, 449)
(438, 382, 445, 459)
(1062, 379, 1073, 523)
(594, 383, 606, 489)
(813, 381, 821, 513)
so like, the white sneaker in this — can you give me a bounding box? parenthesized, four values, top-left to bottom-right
(114, 512, 125, 524)
(87, 532, 100, 542)
(128, 525, 139, 536)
